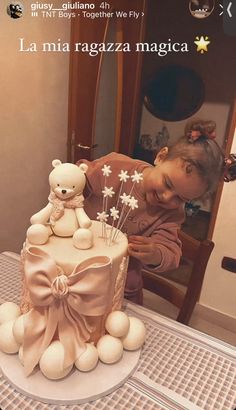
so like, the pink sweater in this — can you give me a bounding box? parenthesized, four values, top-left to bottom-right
(77, 153, 185, 302)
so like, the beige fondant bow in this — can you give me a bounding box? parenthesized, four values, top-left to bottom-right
(23, 247, 112, 376)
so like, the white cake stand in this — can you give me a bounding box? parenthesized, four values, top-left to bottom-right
(0, 349, 140, 405)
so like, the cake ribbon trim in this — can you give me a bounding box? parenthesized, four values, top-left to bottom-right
(23, 247, 112, 376)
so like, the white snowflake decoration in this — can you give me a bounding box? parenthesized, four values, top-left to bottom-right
(128, 196, 138, 210)
(118, 170, 130, 183)
(120, 193, 131, 205)
(131, 170, 143, 183)
(102, 186, 115, 198)
(102, 164, 112, 177)
(110, 207, 119, 220)
(99, 166, 140, 244)
(97, 211, 109, 222)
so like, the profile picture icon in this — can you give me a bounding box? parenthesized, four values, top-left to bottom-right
(189, 0, 215, 19)
(7, 3, 24, 19)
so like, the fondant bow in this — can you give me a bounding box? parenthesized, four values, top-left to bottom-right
(23, 247, 112, 376)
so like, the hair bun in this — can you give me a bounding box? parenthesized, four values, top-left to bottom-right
(185, 119, 216, 142)
(224, 154, 236, 182)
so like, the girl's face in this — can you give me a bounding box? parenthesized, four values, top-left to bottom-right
(142, 148, 207, 210)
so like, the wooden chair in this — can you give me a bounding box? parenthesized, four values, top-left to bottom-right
(142, 230, 214, 325)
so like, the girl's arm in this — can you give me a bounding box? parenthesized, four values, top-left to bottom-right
(128, 221, 182, 272)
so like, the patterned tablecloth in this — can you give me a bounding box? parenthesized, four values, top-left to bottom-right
(0, 252, 236, 410)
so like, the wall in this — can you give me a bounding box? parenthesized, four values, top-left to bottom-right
(200, 128, 236, 319)
(0, 1, 70, 252)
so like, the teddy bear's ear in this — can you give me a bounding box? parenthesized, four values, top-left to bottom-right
(52, 159, 62, 168)
(79, 163, 88, 174)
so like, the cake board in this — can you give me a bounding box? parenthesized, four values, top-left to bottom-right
(0, 349, 140, 405)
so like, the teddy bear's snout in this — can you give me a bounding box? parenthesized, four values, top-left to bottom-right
(54, 186, 75, 199)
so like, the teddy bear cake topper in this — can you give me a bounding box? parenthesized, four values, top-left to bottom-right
(27, 159, 93, 250)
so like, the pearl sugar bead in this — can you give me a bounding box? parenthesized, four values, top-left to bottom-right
(105, 311, 130, 338)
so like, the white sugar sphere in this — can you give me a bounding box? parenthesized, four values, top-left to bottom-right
(26, 224, 49, 245)
(0, 320, 20, 354)
(97, 335, 123, 364)
(105, 311, 130, 338)
(18, 345, 24, 365)
(121, 317, 146, 351)
(0, 302, 21, 325)
(39, 341, 73, 380)
(13, 314, 26, 344)
(75, 343, 98, 372)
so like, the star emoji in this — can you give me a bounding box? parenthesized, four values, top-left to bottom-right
(194, 36, 210, 54)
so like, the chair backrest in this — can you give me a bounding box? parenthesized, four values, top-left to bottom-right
(142, 230, 214, 324)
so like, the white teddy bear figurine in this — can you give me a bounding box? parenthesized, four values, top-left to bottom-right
(26, 159, 93, 249)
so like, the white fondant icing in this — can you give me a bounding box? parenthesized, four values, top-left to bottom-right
(75, 343, 98, 372)
(18, 345, 24, 365)
(0, 302, 21, 325)
(97, 335, 123, 364)
(105, 311, 130, 338)
(0, 320, 20, 354)
(26, 224, 50, 245)
(121, 317, 146, 351)
(13, 314, 25, 345)
(26, 221, 127, 277)
(39, 341, 73, 380)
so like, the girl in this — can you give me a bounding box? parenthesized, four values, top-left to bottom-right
(78, 120, 225, 304)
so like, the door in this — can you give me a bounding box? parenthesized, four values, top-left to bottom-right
(67, 0, 147, 162)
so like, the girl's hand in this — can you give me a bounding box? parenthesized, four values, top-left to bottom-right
(128, 235, 162, 266)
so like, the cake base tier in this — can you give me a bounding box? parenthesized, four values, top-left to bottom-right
(0, 349, 140, 405)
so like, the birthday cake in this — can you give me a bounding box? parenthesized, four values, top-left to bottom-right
(0, 160, 146, 382)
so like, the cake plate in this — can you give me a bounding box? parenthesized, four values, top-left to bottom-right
(0, 349, 140, 405)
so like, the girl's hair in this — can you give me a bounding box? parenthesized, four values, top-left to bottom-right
(166, 119, 225, 193)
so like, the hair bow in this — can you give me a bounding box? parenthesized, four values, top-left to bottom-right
(188, 129, 216, 143)
(224, 154, 236, 182)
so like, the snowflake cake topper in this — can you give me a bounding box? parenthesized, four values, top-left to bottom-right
(110, 207, 119, 220)
(131, 170, 143, 183)
(118, 170, 130, 183)
(97, 211, 109, 223)
(102, 164, 112, 177)
(120, 193, 131, 205)
(99, 164, 142, 245)
(102, 186, 115, 198)
(128, 196, 138, 210)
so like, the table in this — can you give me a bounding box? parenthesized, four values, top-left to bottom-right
(0, 252, 236, 410)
